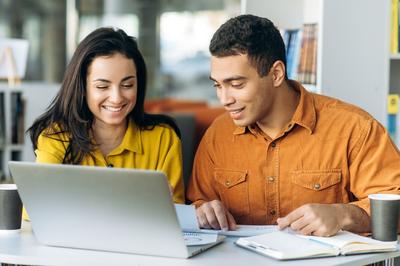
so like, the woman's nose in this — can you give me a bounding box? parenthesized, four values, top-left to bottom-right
(108, 87, 123, 103)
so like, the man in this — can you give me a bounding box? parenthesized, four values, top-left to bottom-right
(186, 14, 400, 237)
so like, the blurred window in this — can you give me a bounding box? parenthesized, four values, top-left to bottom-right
(0, 0, 240, 103)
(160, 11, 232, 103)
(79, 14, 139, 42)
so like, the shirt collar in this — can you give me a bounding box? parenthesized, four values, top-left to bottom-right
(233, 126, 247, 135)
(233, 80, 316, 136)
(109, 119, 143, 155)
(289, 80, 316, 134)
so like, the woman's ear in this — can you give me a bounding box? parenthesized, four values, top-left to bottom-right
(271, 60, 286, 87)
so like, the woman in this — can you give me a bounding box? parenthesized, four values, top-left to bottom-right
(27, 27, 184, 204)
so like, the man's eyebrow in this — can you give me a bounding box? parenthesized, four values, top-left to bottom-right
(209, 76, 246, 83)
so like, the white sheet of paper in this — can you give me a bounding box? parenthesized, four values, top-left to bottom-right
(200, 225, 278, 237)
(174, 204, 199, 231)
(175, 204, 280, 237)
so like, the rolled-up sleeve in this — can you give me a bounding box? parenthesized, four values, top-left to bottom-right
(349, 119, 400, 215)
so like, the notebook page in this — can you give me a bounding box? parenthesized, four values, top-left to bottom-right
(300, 231, 397, 251)
(237, 231, 339, 260)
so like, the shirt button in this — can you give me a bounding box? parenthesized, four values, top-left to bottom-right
(225, 180, 231, 187)
(107, 164, 114, 168)
(313, 183, 321, 190)
(271, 142, 276, 148)
(268, 176, 275, 183)
(270, 210, 276, 215)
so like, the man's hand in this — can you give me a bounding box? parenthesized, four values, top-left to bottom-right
(277, 203, 371, 237)
(196, 200, 237, 230)
(277, 204, 343, 237)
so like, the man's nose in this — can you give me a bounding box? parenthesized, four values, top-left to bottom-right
(218, 87, 235, 106)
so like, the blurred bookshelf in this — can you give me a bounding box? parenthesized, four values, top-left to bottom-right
(0, 86, 25, 181)
(281, 24, 319, 93)
(390, 0, 400, 146)
(0, 82, 59, 181)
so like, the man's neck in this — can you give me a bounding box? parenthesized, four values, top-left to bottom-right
(256, 81, 300, 139)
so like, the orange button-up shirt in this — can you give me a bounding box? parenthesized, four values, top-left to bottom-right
(187, 81, 400, 225)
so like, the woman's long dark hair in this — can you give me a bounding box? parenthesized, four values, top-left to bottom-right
(28, 27, 180, 164)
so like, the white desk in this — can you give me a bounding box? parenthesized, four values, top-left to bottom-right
(0, 222, 399, 266)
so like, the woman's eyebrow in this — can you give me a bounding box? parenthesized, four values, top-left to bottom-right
(92, 78, 110, 83)
(91, 75, 136, 83)
(121, 75, 136, 82)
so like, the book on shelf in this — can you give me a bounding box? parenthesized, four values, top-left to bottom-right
(290, 30, 302, 81)
(0, 152, 3, 180)
(0, 93, 4, 146)
(235, 230, 398, 260)
(280, 23, 318, 86)
(281, 29, 302, 80)
(297, 23, 318, 85)
(398, 0, 400, 53)
(17, 95, 25, 144)
(391, 0, 399, 54)
(10, 92, 25, 144)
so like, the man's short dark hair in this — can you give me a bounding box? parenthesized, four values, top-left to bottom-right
(209, 14, 287, 79)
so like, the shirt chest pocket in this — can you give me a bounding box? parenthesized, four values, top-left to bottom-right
(291, 169, 342, 210)
(214, 169, 249, 217)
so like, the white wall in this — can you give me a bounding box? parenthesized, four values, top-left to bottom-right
(319, 0, 390, 126)
(244, 0, 304, 29)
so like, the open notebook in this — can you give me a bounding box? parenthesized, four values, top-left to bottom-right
(235, 230, 398, 260)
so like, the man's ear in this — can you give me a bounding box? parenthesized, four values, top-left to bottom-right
(270, 60, 286, 87)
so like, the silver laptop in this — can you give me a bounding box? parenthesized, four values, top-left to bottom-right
(8, 161, 224, 258)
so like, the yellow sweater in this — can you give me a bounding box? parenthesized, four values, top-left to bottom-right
(23, 120, 184, 219)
